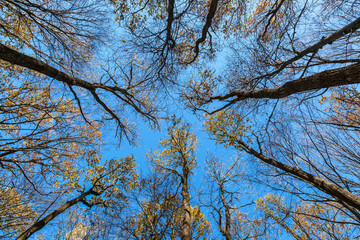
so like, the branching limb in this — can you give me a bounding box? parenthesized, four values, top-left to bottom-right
(260, 0, 286, 41)
(0, 43, 156, 138)
(207, 62, 360, 110)
(16, 186, 102, 240)
(186, 0, 219, 63)
(235, 138, 360, 213)
(256, 16, 360, 80)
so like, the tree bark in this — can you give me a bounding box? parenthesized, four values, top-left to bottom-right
(220, 184, 232, 240)
(0, 43, 155, 136)
(0, 43, 101, 90)
(188, 0, 219, 63)
(210, 62, 360, 102)
(17, 188, 99, 240)
(181, 164, 191, 240)
(236, 139, 360, 215)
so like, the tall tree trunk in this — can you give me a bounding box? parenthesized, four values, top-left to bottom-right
(220, 184, 232, 240)
(181, 164, 191, 240)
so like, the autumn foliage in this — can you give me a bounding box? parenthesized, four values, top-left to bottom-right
(1, 0, 360, 239)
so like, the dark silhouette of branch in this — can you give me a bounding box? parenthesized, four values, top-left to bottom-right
(255, 16, 360, 80)
(235, 138, 360, 217)
(208, 62, 360, 109)
(0, 43, 157, 139)
(186, 0, 219, 63)
(17, 187, 101, 240)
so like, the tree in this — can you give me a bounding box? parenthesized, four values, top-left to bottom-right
(146, 117, 210, 240)
(111, 0, 246, 86)
(0, 0, 158, 140)
(201, 155, 275, 240)
(202, 154, 268, 240)
(117, 119, 210, 239)
(119, 172, 183, 239)
(3, 0, 360, 238)
(0, 63, 106, 238)
(121, 174, 210, 239)
(17, 153, 138, 239)
(0, 63, 140, 238)
(112, 0, 360, 236)
(0, 1, 153, 237)
(204, 108, 360, 222)
(203, 155, 241, 240)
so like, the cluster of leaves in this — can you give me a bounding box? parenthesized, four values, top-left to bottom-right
(0, 61, 141, 238)
(0, 177, 37, 237)
(127, 196, 210, 239)
(256, 194, 357, 239)
(205, 109, 251, 148)
(0, 69, 102, 189)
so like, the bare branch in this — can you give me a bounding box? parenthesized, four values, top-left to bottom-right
(257, 16, 360, 80)
(186, 0, 219, 63)
(0, 43, 156, 138)
(208, 62, 360, 108)
(16, 187, 100, 240)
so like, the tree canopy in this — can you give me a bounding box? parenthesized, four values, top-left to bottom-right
(1, 0, 360, 239)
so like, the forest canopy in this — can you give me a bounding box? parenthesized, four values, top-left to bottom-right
(1, 0, 360, 239)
